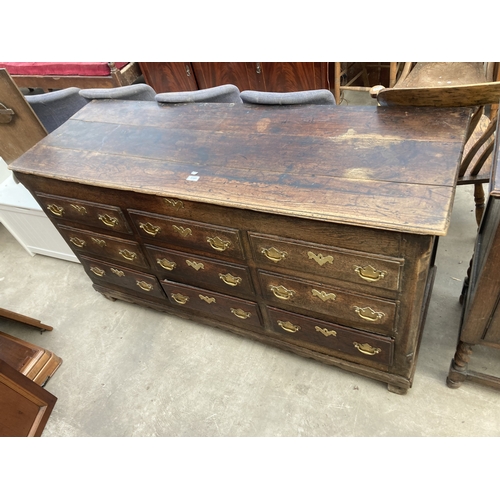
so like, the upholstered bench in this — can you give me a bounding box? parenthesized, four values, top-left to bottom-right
(0, 62, 141, 92)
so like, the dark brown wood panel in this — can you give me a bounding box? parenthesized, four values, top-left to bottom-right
(139, 62, 198, 92)
(260, 62, 329, 91)
(191, 62, 263, 91)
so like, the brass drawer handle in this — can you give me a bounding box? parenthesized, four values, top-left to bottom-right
(207, 236, 231, 252)
(278, 320, 300, 333)
(186, 260, 204, 271)
(164, 198, 184, 210)
(311, 289, 336, 302)
(354, 265, 387, 283)
(353, 342, 381, 356)
(69, 236, 86, 248)
(47, 204, 64, 216)
(157, 258, 176, 271)
(270, 284, 295, 300)
(91, 237, 106, 247)
(136, 280, 153, 292)
(354, 306, 385, 322)
(90, 266, 105, 277)
(231, 308, 251, 320)
(139, 221, 161, 236)
(308, 251, 334, 266)
(199, 294, 216, 304)
(315, 326, 337, 337)
(219, 273, 242, 287)
(173, 225, 192, 238)
(70, 204, 87, 215)
(111, 268, 125, 277)
(172, 293, 189, 304)
(98, 214, 119, 227)
(119, 249, 137, 261)
(261, 246, 287, 263)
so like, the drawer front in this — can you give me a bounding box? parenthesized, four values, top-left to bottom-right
(161, 280, 262, 328)
(59, 225, 149, 269)
(80, 256, 166, 299)
(249, 233, 403, 291)
(258, 271, 397, 336)
(128, 210, 244, 259)
(267, 307, 394, 366)
(144, 244, 255, 298)
(36, 193, 132, 234)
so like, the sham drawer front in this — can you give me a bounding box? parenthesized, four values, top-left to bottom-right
(267, 307, 394, 366)
(59, 225, 149, 269)
(128, 210, 244, 259)
(258, 271, 397, 336)
(161, 280, 262, 328)
(249, 233, 403, 291)
(144, 245, 255, 298)
(79, 256, 166, 299)
(36, 193, 132, 234)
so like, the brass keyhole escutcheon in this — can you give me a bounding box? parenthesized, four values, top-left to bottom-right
(199, 295, 216, 304)
(173, 225, 192, 238)
(315, 326, 337, 337)
(311, 289, 336, 302)
(111, 268, 125, 277)
(308, 251, 334, 266)
(186, 260, 204, 271)
(70, 204, 87, 215)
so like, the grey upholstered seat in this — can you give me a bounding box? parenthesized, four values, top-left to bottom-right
(25, 87, 88, 133)
(79, 83, 157, 102)
(155, 84, 242, 104)
(240, 89, 336, 105)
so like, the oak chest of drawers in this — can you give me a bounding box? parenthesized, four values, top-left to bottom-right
(11, 100, 471, 394)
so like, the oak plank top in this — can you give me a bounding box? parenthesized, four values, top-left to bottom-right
(10, 100, 472, 235)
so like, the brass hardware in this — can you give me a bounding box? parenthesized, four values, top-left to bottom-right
(311, 289, 337, 302)
(111, 268, 125, 277)
(157, 258, 176, 271)
(354, 306, 385, 322)
(353, 342, 381, 356)
(315, 326, 337, 337)
(186, 260, 204, 271)
(354, 264, 387, 283)
(136, 280, 153, 292)
(199, 294, 216, 304)
(164, 198, 184, 210)
(119, 249, 137, 261)
(171, 293, 189, 304)
(278, 320, 300, 333)
(207, 236, 231, 252)
(90, 266, 105, 277)
(0, 103, 14, 123)
(47, 204, 64, 216)
(173, 225, 192, 238)
(270, 284, 295, 300)
(261, 246, 287, 263)
(139, 221, 161, 236)
(219, 273, 242, 287)
(256, 63, 262, 74)
(69, 236, 86, 248)
(308, 251, 334, 266)
(98, 214, 119, 227)
(231, 308, 251, 320)
(70, 204, 87, 215)
(91, 237, 106, 247)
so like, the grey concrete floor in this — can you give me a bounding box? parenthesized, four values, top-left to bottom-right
(2, 92, 500, 438)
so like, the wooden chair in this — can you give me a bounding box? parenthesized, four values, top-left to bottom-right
(240, 89, 335, 105)
(371, 62, 500, 225)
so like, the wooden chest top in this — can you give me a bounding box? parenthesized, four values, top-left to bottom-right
(10, 100, 471, 235)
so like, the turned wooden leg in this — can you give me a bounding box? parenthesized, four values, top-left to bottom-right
(474, 183, 485, 226)
(446, 341, 473, 388)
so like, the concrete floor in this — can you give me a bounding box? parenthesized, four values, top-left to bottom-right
(2, 91, 500, 437)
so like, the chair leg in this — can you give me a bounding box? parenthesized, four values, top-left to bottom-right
(474, 183, 486, 225)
